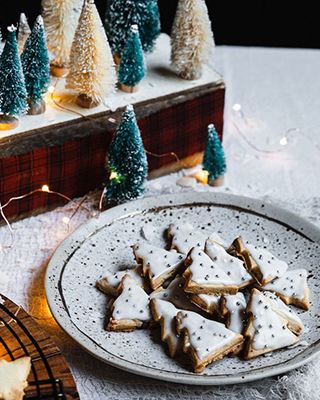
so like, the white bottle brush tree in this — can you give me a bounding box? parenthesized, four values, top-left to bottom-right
(42, 0, 82, 77)
(66, 0, 116, 108)
(171, 0, 215, 80)
(17, 13, 31, 54)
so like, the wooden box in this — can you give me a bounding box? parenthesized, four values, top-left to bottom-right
(0, 34, 225, 219)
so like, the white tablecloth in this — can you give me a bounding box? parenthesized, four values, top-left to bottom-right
(1, 46, 320, 399)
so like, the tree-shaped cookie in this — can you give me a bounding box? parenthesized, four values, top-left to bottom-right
(189, 293, 221, 315)
(118, 25, 145, 93)
(21, 16, 50, 115)
(133, 243, 184, 290)
(263, 269, 310, 310)
(243, 289, 299, 359)
(220, 292, 247, 334)
(105, 0, 160, 61)
(66, 0, 116, 108)
(150, 298, 182, 357)
(106, 275, 151, 331)
(176, 310, 243, 372)
(171, 0, 214, 80)
(42, 0, 82, 76)
(96, 265, 144, 296)
(0, 357, 31, 400)
(202, 124, 226, 186)
(17, 13, 31, 54)
(105, 105, 148, 204)
(230, 237, 288, 286)
(183, 242, 252, 294)
(0, 26, 28, 130)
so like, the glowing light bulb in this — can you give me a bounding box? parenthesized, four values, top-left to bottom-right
(62, 217, 70, 224)
(41, 184, 50, 192)
(279, 137, 288, 146)
(48, 86, 55, 93)
(232, 103, 242, 112)
(189, 169, 209, 184)
(110, 171, 119, 180)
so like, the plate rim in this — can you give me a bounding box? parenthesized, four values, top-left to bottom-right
(45, 192, 320, 385)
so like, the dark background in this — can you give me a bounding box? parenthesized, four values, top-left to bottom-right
(1, 0, 319, 48)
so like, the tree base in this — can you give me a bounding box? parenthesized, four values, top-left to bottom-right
(208, 175, 224, 187)
(50, 64, 69, 78)
(76, 94, 100, 109)
(27, 98, 46, 115)
(118, 83, 139, 93)
(178, 69, 202, 81)
(0, 115, 19, 130)
(113, 53, 121, 65)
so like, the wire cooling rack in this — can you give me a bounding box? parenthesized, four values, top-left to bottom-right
(0, 294, 79, 399)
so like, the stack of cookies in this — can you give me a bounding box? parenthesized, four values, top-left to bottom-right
(96, 223, 310, 373)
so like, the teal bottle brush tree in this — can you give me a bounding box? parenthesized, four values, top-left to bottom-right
(21, 15, 50, 115)
(0, 26, 28, 130)
(118, 25, 145, 93)
(105, 0, 161, 63)
(105, 104, 148, 204)
(202, 124, 226, 186)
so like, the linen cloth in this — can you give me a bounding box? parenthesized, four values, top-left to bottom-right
(1, 46, 320, 399)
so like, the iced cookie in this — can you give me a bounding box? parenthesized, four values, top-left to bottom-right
(220, 292, 247, 334)
(96, 265, 144, 296)
(176, 311, 244, 373)
(260, 291, 304, 335)
(243, 288, 299, 359)
(106, 275, 151, 332)
(150, 276, 200, 312)
(150, 298, 181, 357)
(168, 223, 225, 254)
(230, 237, 288, 286)
(183, 245, 253, 294)
(0, 357, 31, 400)
(132, 243, 184, 290)
(263, 269, 310, 310)
(189, 293, 221, 315)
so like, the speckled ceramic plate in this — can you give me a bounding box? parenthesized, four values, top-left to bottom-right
(45, 193, 320, 385)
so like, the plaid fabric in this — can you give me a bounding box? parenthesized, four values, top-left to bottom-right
(0, 87, 225, 219)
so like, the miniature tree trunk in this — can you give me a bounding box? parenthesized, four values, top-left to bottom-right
(0, 26, 28, 130)
(17, 13, 31, 54)
(118, 25, 145, 93)
(171, 0, 215, 80)
(106, 104, 148, 203)
(21, 15, 50, 116)
(42, 0, 82, 76)
(66, 0, 116, 109)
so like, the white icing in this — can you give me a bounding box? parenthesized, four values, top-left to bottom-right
(250, 290, 298, 351)
(263, 269, 308, 300)
(261, 291, 303, 330)
(168, 224, 225, 254)
(246, 244, 288, 281)
(152, 299, 180, 352)
(177, 310, 238, 360)
(0, 357, 31, 400)
(188, 245, 252, 286)
(133, 243, 184, 280)
(223, 292, 246, 333)
(196, 293, 221, 311)
(103, 266, 144, 288)
(150, 276, 199, 312)
(112, 276, 151, 321)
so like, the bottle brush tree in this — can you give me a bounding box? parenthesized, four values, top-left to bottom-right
(0, 26, 28, 130)
(66, 0, 116, 108)
(106, 104, 148, 203)
(171, 0, 215, 80)
(17, 13, 31, 54)
(118, 25, 145, 92)
(202, 124, 226, 186)
(21, 15, 50, 115)
(105, 0, 160, 60)
(42, 0, 82, 77)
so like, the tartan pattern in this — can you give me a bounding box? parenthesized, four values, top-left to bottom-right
(0, 88, 225, 219)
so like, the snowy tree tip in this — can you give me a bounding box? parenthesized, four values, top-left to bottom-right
(36, 15, 44, 25)
(208, 123, 215, 129)
(126, 104, 134, 112)
(7, 25, 17, 33)
(131, 24, 139, 33)
(20, 13, 27, 22)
